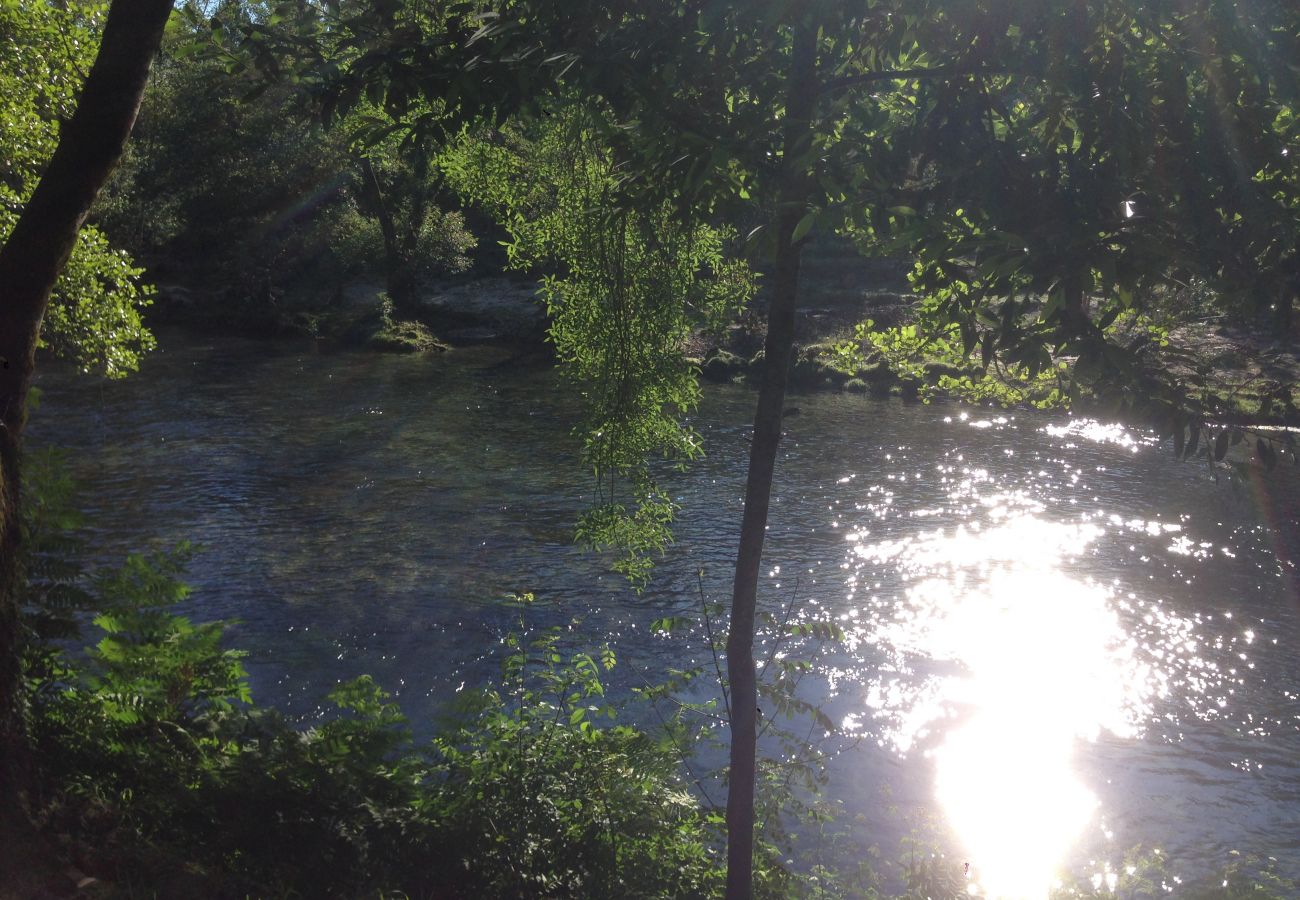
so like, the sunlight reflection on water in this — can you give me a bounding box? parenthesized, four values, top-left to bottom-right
(847, 516, 1147, 897)
(824, 415, 1289, 896)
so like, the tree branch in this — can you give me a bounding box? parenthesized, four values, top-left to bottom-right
(819, 64, 1011, 96)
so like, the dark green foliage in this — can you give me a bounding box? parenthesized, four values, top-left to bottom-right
(421, 625, 726, 898)
(96, 8, 476, 329)
(27, 574, 734, 895)
(97, 35, 358, 315)
(362, 294, 451, 352)
(19, 449, 95, 651)
(887, 0, 1300, 423)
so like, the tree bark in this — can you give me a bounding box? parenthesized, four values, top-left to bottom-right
(358, 156, 419, 319)
(1275, 279, 1295, 342)
(724, 19, 818, 900)
(0, 0, 173, 816)
(1063, 276, 1090, 335)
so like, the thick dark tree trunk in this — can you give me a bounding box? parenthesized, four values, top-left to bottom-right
(0, 0, 173, 818)
(724, 19, 818, 900)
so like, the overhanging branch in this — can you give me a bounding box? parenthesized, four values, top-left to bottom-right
(819, 64, 1012, 96)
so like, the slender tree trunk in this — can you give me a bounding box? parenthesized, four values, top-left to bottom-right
(1275, 279, 1295, 342)
(359, 157, 419, 318)
(1063, 276, 1090, 335)
(724, 19, 818, 900)
(0, 0, 173, 817)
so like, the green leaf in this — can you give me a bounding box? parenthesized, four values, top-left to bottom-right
(791, 211, 817, 244)
(650, 616, 692, 634)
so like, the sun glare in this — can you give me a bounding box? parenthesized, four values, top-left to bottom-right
(930, 567, 1134, 897)
(851, 515, 1152, 898)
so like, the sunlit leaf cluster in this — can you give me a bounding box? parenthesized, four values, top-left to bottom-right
(442, 102, 754, 584)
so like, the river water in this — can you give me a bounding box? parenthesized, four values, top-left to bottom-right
(30, 331, 1300, 896)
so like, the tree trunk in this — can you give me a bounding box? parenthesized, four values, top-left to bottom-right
(1063, 276, 1090, 335)
(1275, 280, 1295, 342)
(359, 157, 419, 319)
(0, 0, 173, 817)
(724, 19, 818, 900)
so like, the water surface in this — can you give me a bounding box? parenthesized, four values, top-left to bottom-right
(31, 331, 1300, 895)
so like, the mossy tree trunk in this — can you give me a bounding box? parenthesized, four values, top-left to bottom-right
(0, 0, 173, 817)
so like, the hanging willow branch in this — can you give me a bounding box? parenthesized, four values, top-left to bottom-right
(441, 99, 754, 584)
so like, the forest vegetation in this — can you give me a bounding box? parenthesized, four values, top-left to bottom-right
(1, 0, 1298, 897)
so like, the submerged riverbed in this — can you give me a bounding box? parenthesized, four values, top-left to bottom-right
(31, 330, 1300, 896)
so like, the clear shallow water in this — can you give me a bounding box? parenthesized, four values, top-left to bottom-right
(31, 331, 1300, 896)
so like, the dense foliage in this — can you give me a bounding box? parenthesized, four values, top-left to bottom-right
(3, 0, 1299, 895)
(95, 3, 477, 331)
(892, 0, 1300, 432)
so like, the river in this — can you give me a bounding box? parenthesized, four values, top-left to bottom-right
(29, 330, 1300, 897)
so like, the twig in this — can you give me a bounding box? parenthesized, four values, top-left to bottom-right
(626, 657, 721, 810)
(698, 571, 730, 720)
(820, 64, 1012, 96)
(758, 575, 801, 683)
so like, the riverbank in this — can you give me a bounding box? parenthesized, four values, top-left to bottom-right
(693, 315, 1300, 429)
(145, 244, 1300, 429)
(148, 273, 550, 352)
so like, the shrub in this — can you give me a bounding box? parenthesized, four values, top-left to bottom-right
(20, 469, 739, 896)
